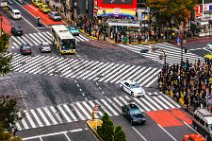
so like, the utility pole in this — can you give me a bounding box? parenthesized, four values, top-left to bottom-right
(202, 0, 205, 18)
(0, 14, 2, 37)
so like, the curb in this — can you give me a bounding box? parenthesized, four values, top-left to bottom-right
(86, 120, 103, 141)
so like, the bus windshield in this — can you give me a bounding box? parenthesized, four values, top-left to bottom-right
(61, 39, 75, 50)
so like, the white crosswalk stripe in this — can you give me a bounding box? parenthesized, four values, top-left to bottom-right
(10, 32, 90, 49)
(16, 92, 181, 131)
(119, 42, 203, 65)
(10, 53, 160, 87)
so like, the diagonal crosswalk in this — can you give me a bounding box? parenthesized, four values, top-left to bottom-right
(10, 31, 90, 49)
(119, 42, 203, 65)
(16, 92, 181, 131)
(9, 53, 160, 87)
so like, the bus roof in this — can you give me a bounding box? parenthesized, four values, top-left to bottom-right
(51, 25, 75, 40)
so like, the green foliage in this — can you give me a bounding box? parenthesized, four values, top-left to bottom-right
(0, 124, 22, 141)
(0, 33, 12, 76)
(0, 96, 25, 133)
(114, 126, 126, 141)
(146, 0, 197, 27)
(97, 113, 126, 141)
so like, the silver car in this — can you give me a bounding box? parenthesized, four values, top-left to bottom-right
(207, 42, 212, 50)
(40, 42, 51, 53)
(48, 11, 62, 21)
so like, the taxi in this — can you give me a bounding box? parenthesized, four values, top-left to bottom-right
(32, 0, 43, 7)
(183, 134, 206, 141)
(204, 53, 212, 60)
(39, 4, 51, 13)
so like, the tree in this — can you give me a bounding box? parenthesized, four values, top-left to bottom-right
(97, 113, 126, 141)
(146, 0, 197, 32)
(0, 96, 25, 134)
(113, 126, 126, 141)
(0, 33, 12, 76)
(0, 124, 22, 141)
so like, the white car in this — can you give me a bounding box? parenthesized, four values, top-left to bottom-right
(11, 9, 22, 20)
(40, 42, 51, 53)
(119, 80, 145, 97)
(207, 42, 212, 50)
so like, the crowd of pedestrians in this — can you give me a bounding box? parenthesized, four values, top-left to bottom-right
(158, 58, 212, 111)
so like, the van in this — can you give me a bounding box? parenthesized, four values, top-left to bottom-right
(11, 9, 21, 20)
(192, 108, 212, 140)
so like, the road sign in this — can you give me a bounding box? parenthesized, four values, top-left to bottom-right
(93, 105, 99, 112)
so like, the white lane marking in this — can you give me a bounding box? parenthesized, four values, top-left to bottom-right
(37, 108, 51, 126)
(30, 110, 44, 127)
(183, 122, 199, 134)
(21, 118, 29, 129)
(157, 124, 177, 141)
(57, 105, 72, 122)
(71, 104, 86, 120)
(25, 112, 36, 128)
(43, 107, 58, 125)
(75, 102, 91, 119)
(132, 127, 148, 141)
(63, 104, 78, 121)
(64, 133, 72, 141)
(22, 128, 85, 140)
(49, 106, 63, 123)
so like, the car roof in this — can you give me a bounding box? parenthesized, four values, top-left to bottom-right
(128, 103, 139, 109)
(13, 9, 20, 12)
(42, 42, 49, 45)
(51, 11, 59, 14)
(123, 80, 138, 84)
(13, 25, 22, 29)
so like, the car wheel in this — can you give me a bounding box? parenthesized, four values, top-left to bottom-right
(130, 120, 134, 125)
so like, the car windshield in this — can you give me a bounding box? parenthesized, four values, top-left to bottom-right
(70, 27, 77, 30)
(130, 83, 140, 88)
(61, 39, 75, 50)
(54, 13, 60, 16)
(42, 42, 49, 46)
(130, 108, 143, 116)
(15, 12, 20, 15)
(23, 45, 31, 50)
(208, 124, 212, 131)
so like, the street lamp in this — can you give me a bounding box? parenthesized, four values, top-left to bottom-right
(0, 13, 3, 37)
(151, 44, 167, 92)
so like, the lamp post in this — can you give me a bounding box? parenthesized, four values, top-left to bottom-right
(0, 13, 2, 37)
(151, 45, 167, 91)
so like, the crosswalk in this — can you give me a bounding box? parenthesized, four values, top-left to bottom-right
(10, 31, 90, 49)
(16, 92, 181, 131)
(10, 53, 160, 87)
(119, 42, 203, 65)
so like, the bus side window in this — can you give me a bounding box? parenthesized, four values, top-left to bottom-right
(194, 114, 200, 121)
(200, 119, 205, 125)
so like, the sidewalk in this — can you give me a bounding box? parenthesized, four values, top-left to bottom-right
(86, 119, 103, 141)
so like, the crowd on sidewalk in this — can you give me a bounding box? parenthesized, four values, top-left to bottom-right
(158, 58, 212, 111)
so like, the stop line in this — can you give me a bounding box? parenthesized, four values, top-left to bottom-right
(10, 31, 90, 49)
(9, 53, 161, 87)
(16, 93, 181, 131)
(119, 42, 203, 65)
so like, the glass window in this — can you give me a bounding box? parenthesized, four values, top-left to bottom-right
(130, 108, 143, 116)
(61, 39, 75, 50)
(130, 83, 140, 88)
(208, 124, 212, 131)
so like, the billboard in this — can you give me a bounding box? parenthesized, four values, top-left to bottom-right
(102, 0, 133, 5)
(98, 0, 137, 9)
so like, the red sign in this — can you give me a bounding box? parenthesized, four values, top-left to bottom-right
(93, 105, 99, 112)
(97, 0, 137, 9)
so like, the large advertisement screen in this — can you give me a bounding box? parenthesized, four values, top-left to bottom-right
(102, 0, 133, 5)
(98, 0, 136, 9)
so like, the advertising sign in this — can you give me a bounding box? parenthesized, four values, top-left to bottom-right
(102, 0, 133, 4)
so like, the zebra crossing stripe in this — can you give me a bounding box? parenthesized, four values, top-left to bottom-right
(82, 101, 96, 118)
(71, 104, 85, 120)
(37, 32, 52, 44)
(24, 34, 37, 46)
(95, 100, 112, 116)
(32, 33, 45, 43)
(100, 99, 119, 116)
(145, 72, 161, 87)
(21, 118, 29, 129)
(164, 95, 181, 108)
(153, 96, 169, 109)
(126, 67, 146, 81)
(106, 97, 122, 113)
(93, 63, 115, 81)
(30, 110, 44, 127)
(28, 34, 39, 46)
(141, 98, 157, 111)
(145, 95, 163, 110)
(86, 62, 110, 80)
(37, 108, 51, 126)
(43, 107, 58, 125)
(12, 36, 22, 46)
(133, 67, 152, 82)
(57, 105, 72, 122)
(105, 64, 131, 83)
(21, 35, 34, 47)
(75, 102, 91, 119)
(25, 112, 36, 128)
(75, 36, 84, 42)
(139, 68, 161, 86)
(133, 97, 150, 112)
(49, 106, 63, 123)
(79, 34, 89, 41)
(16, 122, 22, 130)
(62, 104, 78, 121)
(79, 62, 105, 79)
(158, 96, 175, 109)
